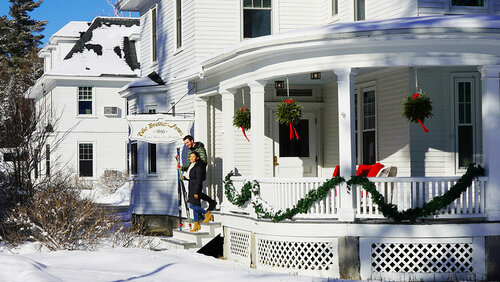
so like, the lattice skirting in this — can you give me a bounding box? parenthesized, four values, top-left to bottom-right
(226, 228, 251, 265)
(255, 235, 339, 277)
(360, 237, 486, 281)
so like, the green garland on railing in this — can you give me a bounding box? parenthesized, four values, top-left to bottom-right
(347, 163, 485, 223)
(253, 176, 345, 222)
(223, 163, 485, 223)
(224, 171, 260, 206)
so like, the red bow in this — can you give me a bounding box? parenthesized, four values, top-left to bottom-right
(285, 99, 293, 104)
(413, 93, 429, 133)
(240, 107, 250, 142)
(289, 122, 299, 140)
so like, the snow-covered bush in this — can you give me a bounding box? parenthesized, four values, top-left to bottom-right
(97, 170, 128, 194)
(2, 177, 116, 251)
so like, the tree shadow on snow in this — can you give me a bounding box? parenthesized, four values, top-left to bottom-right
(112, 263, 176, 282)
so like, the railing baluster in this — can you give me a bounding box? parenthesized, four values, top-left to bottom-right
(468, 180, 473, 214)
(475, 179, 480, 214)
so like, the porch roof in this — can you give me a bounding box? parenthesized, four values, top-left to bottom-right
(196, 15, 500, 87)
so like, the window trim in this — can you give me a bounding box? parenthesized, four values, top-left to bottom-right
(330, 0, 339, 19)
(78, 142, 95, 179)
(130, 141, 138, 176)
(451, 72, 480, 173)
(77, 86, 95, 117)
(241, 0, 273, 40)
(355, 81, 377, 165)
(174, 0, 182, 51)
(151, 4, 158, 63)
(147, 143, 158, 176)
(354, 0, 365, 21)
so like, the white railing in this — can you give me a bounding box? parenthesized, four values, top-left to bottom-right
(224, 176, 487, 220)
(356, 177, 487, 219)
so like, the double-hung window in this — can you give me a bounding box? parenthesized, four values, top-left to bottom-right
(451, 0, 484, 6)
(78, 87, 93, 115)
(243, 0, 272, 39)
(176, 0, 182, 49)
(151, 5, 158, 62)
(354, 0, 365, 21)
(355, 85, 377, 165)
(130, 142, 138, 175)
(454, 77, 476, 170)
(148, 143, 157, 175)
(79, 143, 93, 177)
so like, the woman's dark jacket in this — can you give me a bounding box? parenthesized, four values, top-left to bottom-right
(187, 161, 207, 206)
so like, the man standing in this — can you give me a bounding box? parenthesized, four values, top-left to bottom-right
(181, 135, 217, 211)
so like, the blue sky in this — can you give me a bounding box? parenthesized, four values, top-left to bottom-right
(0, 0, 138, 46)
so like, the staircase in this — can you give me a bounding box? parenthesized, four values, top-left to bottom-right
(158, 214, 222, 251)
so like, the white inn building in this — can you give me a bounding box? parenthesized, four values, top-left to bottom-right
(27, 17, 141, 181)
(118, 0, 500, 280)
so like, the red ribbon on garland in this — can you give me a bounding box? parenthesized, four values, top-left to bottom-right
(412, 93, 429, 133)
(285, 99, 299, 140)
(240, 107, 250, 142)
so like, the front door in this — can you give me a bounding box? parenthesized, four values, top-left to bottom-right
(273, 112, 317, 177)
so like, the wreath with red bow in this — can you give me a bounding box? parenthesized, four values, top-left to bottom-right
(402, 90, 433, 132)
(233, 107, 251, 141)
(276, 99, 303, 140)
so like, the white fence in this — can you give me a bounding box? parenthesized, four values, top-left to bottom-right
(225, 176, 487, 220)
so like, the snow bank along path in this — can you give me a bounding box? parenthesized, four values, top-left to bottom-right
(0, 247, 328, 282)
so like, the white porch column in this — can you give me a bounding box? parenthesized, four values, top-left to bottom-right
(248, 81, 267, 177)
(194, 96, 209, 146)
(335, 68, 357, 222)
(221, 89, 235, 176)
(479, 65, 500, 220)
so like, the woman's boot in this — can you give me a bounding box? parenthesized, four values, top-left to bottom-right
(190, 222, 201, 232)
(202, 211, 213, 223)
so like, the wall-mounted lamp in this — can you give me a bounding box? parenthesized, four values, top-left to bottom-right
(275, 81, 285, 89)
(310, 72, 321, 80)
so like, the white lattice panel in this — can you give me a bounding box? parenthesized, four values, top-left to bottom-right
(227, 229, 251, 265)
(360, 237, 485, 281)
(256, 235, 338, 277)
(371, 242, 473, 273)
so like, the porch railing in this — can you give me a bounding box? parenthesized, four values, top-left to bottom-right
(356, 177, 487, 219)
(224, 176, 487, 220)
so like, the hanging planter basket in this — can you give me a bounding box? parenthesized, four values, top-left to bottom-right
(402, 90, 433, 132)
(276, 99, 303, 140)
(233, 107, 251, 141)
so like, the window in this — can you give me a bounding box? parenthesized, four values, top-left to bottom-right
(79, 143, 93, 177)
(146, 106, 157, 114)
(176, 0, 182, 49)
(451, 0, 484, 6)
(455, 78, 475, 169)
(355, 86, 376, 165)
(354, 0, 365, 21)
(151, 5, 158, 62)
(78, 87, 93, 115)
(131, 142, 138, 175)
(243, 0, 272, 39)
(148, 143, 157, 174)
(332, 0, 338, 16)
(46, 144, 50, 176)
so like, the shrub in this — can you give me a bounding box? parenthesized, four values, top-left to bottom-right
(97, 170, 128, 194)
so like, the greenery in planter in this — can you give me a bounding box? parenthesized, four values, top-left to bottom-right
(402, 90, 433, 123)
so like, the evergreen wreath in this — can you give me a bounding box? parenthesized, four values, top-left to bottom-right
(402, 90, 433, 123)
(275, 99, 303, 125)
(233, 107, 251, 130)
(224, 163, 484, 223)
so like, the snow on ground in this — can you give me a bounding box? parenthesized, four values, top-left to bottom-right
(80, 182, 131, 206)
(0, 243, 332, 282)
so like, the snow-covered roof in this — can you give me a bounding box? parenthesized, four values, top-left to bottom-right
(47, 17, 140, 77)
(126, 72, 165, 88)
(201, 15, 500, 69)
(50, 21, 90, 40)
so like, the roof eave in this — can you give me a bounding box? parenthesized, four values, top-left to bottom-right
(117, 0, 147, 11)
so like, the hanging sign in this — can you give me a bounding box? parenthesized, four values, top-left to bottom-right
(128, 115, 194, 144)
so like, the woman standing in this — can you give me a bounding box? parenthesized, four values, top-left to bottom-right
(185, 151, 213, 232)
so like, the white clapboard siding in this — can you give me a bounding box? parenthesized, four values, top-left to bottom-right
(321, 81, 339, 177)
(279, 0, 327, 32)
(366, 0, 417, 20)
(418, 0, 500, 16)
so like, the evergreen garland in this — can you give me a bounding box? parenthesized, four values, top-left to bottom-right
(223, 164, 484, 223)
(275, 99, 303, 125)
(402, 90, 433, 123)
(233, 107, 251, 130)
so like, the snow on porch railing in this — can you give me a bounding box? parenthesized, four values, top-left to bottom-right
(227, 176, 340, 219)
(355, 177, 487, 219)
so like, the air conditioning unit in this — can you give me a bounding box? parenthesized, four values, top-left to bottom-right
(104, 106, 118, 116)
